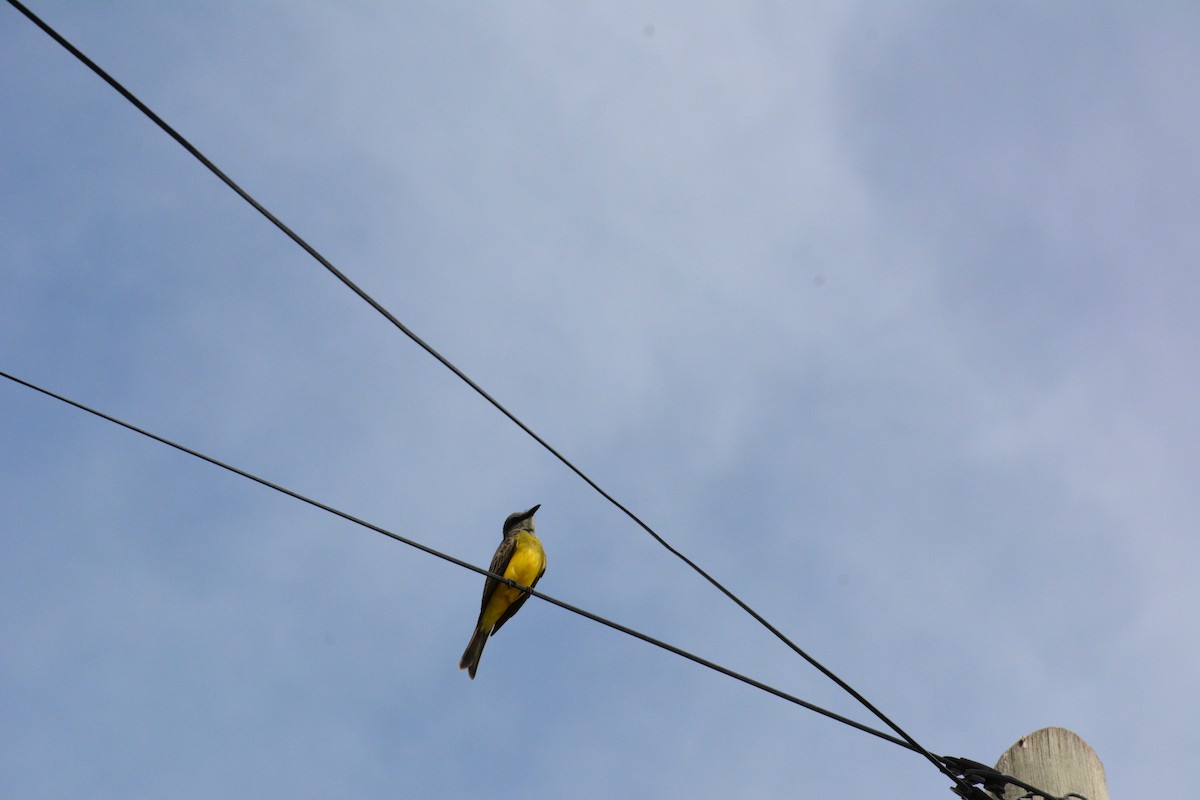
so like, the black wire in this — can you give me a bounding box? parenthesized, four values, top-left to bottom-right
(941, 756, 1088, 800)
(5, 1, 969, 791)
(2, 367, 912, 753)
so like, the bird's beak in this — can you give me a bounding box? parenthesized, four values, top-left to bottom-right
(526, 504, 541, 517)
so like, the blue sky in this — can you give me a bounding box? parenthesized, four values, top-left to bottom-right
(3, 3, 1198, 798)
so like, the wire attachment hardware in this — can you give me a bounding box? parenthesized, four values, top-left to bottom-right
(941, 755, 1089, 800)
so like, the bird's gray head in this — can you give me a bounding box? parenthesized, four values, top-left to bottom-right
(503, 504, 540, 536)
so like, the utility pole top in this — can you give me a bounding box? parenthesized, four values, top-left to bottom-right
(995, 727, 1109, 800)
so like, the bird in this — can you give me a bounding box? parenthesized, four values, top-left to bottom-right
(459, 504, 546, 679)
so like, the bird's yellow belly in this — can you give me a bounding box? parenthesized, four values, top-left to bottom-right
(504, 531, 545, 586)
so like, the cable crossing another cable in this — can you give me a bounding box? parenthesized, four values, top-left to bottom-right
(5, 2, 979, 793)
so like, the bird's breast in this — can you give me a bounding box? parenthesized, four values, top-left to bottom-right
(504, 531, 546, 586)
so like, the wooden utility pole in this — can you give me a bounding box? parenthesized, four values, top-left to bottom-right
(994, 727, 1109, 800)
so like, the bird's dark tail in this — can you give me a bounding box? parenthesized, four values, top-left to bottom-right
(459, 626, 489, 680)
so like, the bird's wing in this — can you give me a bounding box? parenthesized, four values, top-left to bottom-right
(478, 533, 518, 614)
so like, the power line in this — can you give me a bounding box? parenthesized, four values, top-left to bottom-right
(0, 367, 909, 753)
(6, 2, 969, 792)
(11, 370, 1073, 800)
(8, 371, 1053, 800)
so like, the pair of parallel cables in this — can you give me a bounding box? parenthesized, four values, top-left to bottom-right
(4, 4, 1079, 798)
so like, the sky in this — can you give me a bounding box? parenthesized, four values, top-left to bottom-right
(2, 2, 1198, 798)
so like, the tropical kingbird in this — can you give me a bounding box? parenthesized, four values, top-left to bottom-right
(459, 504, 546, 679)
